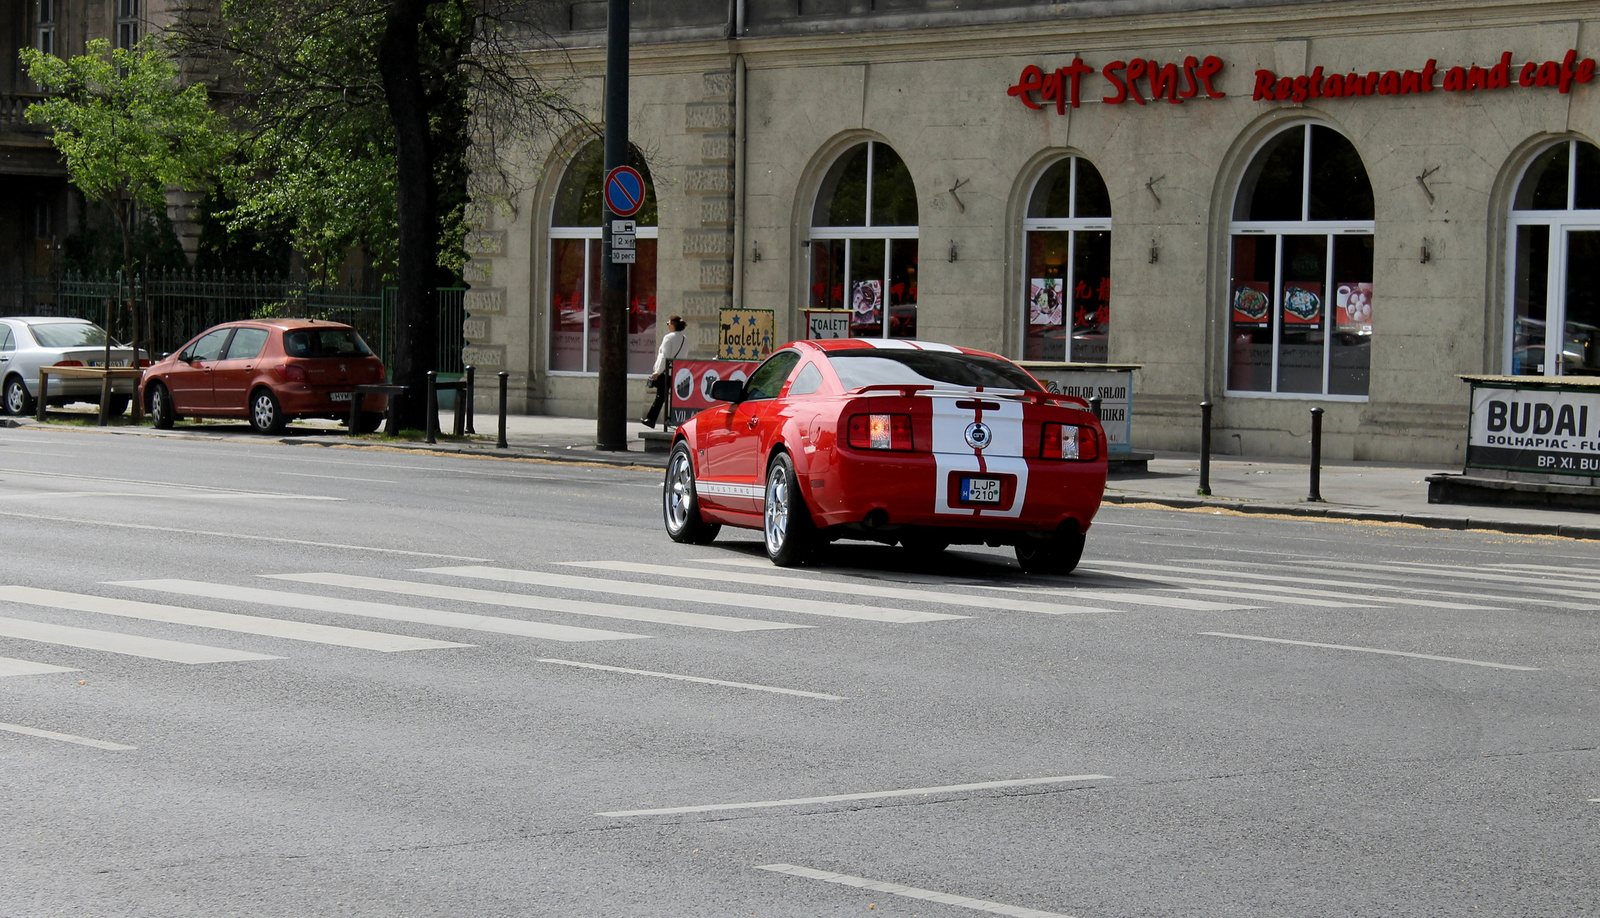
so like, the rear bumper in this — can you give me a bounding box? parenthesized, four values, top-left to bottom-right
(810, 448, 1106, 534)
(276, 386, 388, 416)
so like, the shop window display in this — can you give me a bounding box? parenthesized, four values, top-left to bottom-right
(810, 142, 920, 339)
(1022, 156, 1112, 362)
(1507, 140, 1600, 376)
(1228, 124, 1374, 397)
(548, 140, 659, 374)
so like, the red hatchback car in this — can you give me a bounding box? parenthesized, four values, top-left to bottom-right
(140, 319, 388, 434)
(663, 339, 1108, 573)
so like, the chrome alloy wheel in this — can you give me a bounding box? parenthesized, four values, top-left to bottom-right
(665, 448, 695, 533)
(763, 462, 790, 554)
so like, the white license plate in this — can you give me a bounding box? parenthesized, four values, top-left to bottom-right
(960, 476, 1002, 504)
(329, 391, 353, 402)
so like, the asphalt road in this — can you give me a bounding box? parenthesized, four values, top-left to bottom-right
(1, 424, 1596, 917)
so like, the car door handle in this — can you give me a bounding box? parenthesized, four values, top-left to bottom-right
(748, 417, 759, 429)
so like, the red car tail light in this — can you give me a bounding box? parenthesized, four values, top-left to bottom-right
(53, 360, 83, 367)
(848, 413, 915, 451)
(1041, 423, 1101, 461)
(137, 359, 152, 368)
(275, 363, 309, 383)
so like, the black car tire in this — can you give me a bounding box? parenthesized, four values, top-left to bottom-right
(4, 375, 35, 417)
(763, 452, 816, 567)
(148, 383, 178, 429)
(1015, 530, 1087, 575)
(249, 387, 286, 435)
(104, 394, 130, 418)
(663, 441, 720, 544)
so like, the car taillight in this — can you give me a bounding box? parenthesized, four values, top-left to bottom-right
(137, 359, 152, 368)
(53, 360, 83, 367)
(848, 413, 914, 451)
(1042, 423, 1100, 461)
(276, 364, 309, 383)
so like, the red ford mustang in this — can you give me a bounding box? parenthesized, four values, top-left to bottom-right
(662, 339, 1108, 573)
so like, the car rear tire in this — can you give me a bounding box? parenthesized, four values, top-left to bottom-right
(664, 441, 720, 544)
(249, 388, 286, 435)
(148, 383, 178, 429)
(4, 376, 35, 417)
(104, 394, 129, 418)
(1015, 530, 1086, 575)
(764, 452, 816, 567)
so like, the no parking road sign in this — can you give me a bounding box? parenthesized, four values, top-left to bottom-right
(603, 166, 645, 218)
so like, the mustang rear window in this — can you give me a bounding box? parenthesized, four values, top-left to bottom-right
(828, 349, 1042, 392)
(30, 323, 110, 348)
(284, 328, 373, 358)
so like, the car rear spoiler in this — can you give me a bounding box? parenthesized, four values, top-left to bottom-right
(846, 383, 1093, 411)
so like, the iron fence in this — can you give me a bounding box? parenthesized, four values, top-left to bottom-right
(0, 271, 466, 375)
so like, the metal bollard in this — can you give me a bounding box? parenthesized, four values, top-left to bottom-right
(1308, 407, 1324, 502)
(383, 389, 401, 437)
(451, 379, 466, 438)
(426, 371, 438, 445)
(1088, 394, 1102, 421)
(464, 366, 476, 435)
(1199, 400, 1213, 497)
(348, 391, 364, 436)
(497, 371, 508, 449)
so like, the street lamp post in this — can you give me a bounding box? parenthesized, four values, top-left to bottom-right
(595, 0, 630, 451)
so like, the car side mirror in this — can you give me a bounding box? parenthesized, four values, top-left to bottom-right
(709, 379, 745, 403)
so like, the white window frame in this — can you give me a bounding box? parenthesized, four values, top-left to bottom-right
(116, 0, 140, 49)
(1019, 156, 1113, 361)
(1227, 123, 1374, 402)
(545, 225, 660, 377)
(1504, 140, 1600, 377)
(808, 142, 920, 341)
(35, 0, 55, 55)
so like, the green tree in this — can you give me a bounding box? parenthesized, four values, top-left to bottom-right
(22, 37, 231, 406)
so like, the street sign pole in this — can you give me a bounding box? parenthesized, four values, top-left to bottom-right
(596, 0, 630, 451)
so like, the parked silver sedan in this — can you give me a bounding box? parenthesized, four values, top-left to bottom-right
(0, 317, 145, 417)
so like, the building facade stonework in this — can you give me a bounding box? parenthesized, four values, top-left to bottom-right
(472, 0, 1600, 463)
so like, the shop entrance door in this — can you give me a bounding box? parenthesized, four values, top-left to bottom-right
(1560, 229, 1600, 376)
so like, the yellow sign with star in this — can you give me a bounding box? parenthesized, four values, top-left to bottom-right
(719, 309, 775, 360)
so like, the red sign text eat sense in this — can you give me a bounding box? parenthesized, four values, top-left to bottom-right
(1008, 56, 1225, 112)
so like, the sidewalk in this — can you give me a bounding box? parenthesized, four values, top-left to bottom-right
(12, 410, 1600, 540)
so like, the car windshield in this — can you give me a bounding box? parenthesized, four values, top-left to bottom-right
(29, 322, 111, 348)
(284, 327, 373, 358)
(827, 348, 1042, 392)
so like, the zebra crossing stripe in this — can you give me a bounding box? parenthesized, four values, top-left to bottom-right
(1085, 560, 1501, 611)
(0, 656, 78, 678)
(113, 580, 645, 643)
(1, 585, 466, 653)
(264, 573, 807, 632)
(0, 615, 278, 664)
(755, 864, 1081, 918)
(561, 562, 1116, 616)
(0, 721, 136, 751)
(418, 566, 962, 624)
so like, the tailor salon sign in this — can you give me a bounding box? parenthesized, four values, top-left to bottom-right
(1007, 50, 1597, 111)
(1467, 384, 1600, 477)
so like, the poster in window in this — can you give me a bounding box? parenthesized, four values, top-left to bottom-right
(1029, 278, 1064, 326)
(1336, 282, 1373, 332)
(851, 280, 882, 329)
(1231, 281, 1271, 326)
(1282, 283, 1323, 326)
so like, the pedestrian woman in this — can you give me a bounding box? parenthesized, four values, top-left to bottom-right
(641, 314, 686, 429)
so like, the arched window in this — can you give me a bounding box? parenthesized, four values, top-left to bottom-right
(1022, 156, 1112, 362)
(548, 140, 658, 374)
(1507, 140, 1600, 376)
(809, 142, 919, 339)
(1228, 124, 1374, 396)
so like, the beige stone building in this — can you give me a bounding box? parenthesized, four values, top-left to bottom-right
(468, 0, 1600, 463)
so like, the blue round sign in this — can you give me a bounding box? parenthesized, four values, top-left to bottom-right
(604, 166, 645, 218)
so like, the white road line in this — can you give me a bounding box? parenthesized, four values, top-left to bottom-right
(0, 721, 135, 751)
(0, 616, 278, 664)
(1273, 561, 1597, 611)
(1200, 632, 1540, 671)
(266, 573, 806, 633)
(0, 656, 78, 678)
(113, 580, 644, 643)
(421, 565, 961, 624)
(756, 864, 1080, 918)
(1085, 561, 1492, 610)
(276, 471, 398, 484)
(1174, 588, 1377, 609)
(1297, 559, 1594, 596)
(1189, 559, 1540, 608)
(538, 659, 845, 700)
(563, 561, 1117, 616)
(0, 510, 493, 561)
(597, 774, 1110, 817)
(1, 585, 467, 653)
(974, 585, 1254, 612)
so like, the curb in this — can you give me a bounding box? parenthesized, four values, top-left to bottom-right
(1100, 493, 1600, 540)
